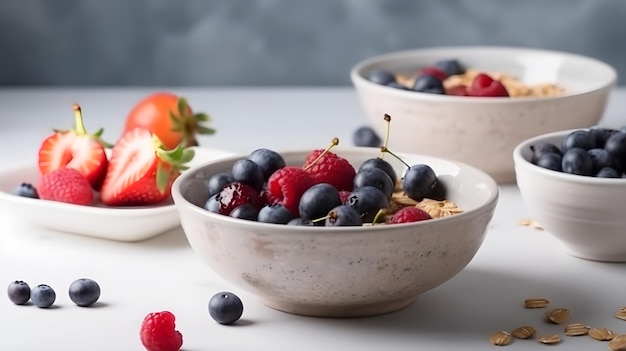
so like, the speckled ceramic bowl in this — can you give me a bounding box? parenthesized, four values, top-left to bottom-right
(514, 129, 626, 262)
(172, 147, 499, 317)
(351, 46, 617, 184)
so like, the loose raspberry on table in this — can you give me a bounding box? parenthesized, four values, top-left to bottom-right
(140, 311, 183, 351)
(391, 207, 432, 224)
(265, 166, 314, 217)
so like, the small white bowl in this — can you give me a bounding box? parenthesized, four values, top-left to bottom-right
(351, 46, 617, 183)
(0, 147, 235, 241)
(513, 130, 626, 262)
(172, 147, 499, 317)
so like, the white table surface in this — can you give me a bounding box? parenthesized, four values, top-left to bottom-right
(1, 87, 626, 350)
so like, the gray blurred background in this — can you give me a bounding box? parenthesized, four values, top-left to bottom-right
(1, 0, 624, 86)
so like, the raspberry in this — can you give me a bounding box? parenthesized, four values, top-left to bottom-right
(140, 311, 183, 351)
(469, 73, 509, 97)
(38, 167, 93, 205)
(303, 150, 356, 191)
(303, 149, 337, 166)
(338, 190, 351, 204)
(265, 166, 314, 216)
(218, 182, 266, 216)
(417, 66, 447, 81)
(391, 207, 432, 224)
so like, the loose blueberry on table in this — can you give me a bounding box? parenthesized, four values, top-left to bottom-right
(208, 291, 244, 325)
(68, 278, 101, 307)
(7, 280, 31, 305)
(31, 284, 56, 308)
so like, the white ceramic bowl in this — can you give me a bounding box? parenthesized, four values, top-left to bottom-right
(351, 46, 617, 184)
(172, 147, 499, 317)
(514, 129, 626, 262)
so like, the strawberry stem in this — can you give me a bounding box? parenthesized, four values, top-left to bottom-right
(303, 137, 339, 171)
(72, 104, 87, 135)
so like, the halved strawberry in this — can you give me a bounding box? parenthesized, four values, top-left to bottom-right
(99, 128, 194, 206)
(38, 104, 110, 190)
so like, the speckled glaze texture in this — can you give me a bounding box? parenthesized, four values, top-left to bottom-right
(514, 130, 626, 262)
(351, 47, 617, 184)
(173, 148, 499, 317)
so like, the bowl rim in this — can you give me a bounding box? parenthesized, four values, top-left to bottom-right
(350, 45, 618, 104)
(172, 147, 500, 235)
(513, 128, 626, 185)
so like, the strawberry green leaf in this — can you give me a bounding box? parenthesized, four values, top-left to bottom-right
(155, 163, 169, 194)
(197, 126, 216, 135)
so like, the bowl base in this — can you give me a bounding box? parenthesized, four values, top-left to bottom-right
(563, 247, 626, 263)
(260, 296, 417, 318)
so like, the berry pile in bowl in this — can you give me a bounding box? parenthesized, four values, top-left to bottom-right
(350, 46, 617, 183)
(513, 127, 626, 262)
(171, 139, 499, 317)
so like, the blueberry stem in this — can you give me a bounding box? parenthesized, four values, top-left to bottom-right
(303, 137, 339, 171)
(371, 208, 387, 225)
(380, 114, 392, 159)
(380, 146, 410, 169)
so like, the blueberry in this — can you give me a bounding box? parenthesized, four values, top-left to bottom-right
(562, 130, 594, 151)
(325, 205, 363, 227)
(589, 127, 618, 148)
(12, 183, 39, 199)
(231, 159, 264, 190)
(353, 126, 382, 148)
(402, 164, 438, 201)
(434, 59, 465, 76)
(367, 69, 395, 85)
(69, 278, 100, 307)
(386, 81, 409, 90)
(587, 148, 613, 173)
(345, 186, 389, 223)
(353, 167, 394, 199)
(209, 291, 244, 325)
(604, 132, 626, 165)
(561, 148, 594, 176)
(529, 143, 562, 164)
(31, 284, 56, 308)
(536, 152, 563, 172)
(7, 280, 30, 305)
(229, 204, 259, 221)
(206, 173, 235, 197)
(258, 204, 293, 224)
(287, 218, 315, 226)
(204, 194, 220, 213)
(247, 148, 286, 180)
(298, 183, 342, 223)
(596, 167, 620, 178)
(358, 158, 397, 187)
(412, 74, 445, 94)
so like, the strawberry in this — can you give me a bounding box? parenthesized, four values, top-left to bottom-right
(140, 311, 183, 351)
(99, 128, 194, 206)
(38, 167, 94, 205)
(38, 104, 110, 190)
